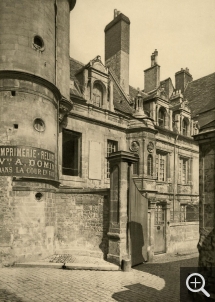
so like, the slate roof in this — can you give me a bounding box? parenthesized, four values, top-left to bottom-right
(113, 84, 133, 114)
(129, 85, 147, 100)
(70, 58, 84, 79)
(184, 72, 215, 117)
(69, 58, 215, 123)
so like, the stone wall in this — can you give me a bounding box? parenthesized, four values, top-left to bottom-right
(168, 222, 199, 254)
(55, 191, 109, 258)
(0, 177, 13, 264)
(0, 179, 56, 264)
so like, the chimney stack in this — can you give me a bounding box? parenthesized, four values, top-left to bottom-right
(175, 68, 193, 93)
(104, 10, 130, 94)
(144, 50, 160, 93)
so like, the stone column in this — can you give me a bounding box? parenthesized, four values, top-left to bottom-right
(107, 151, 138, 266)
(147, 198, 157, 261)
(169, 109, 173, 131)
(156, 105, 159, 126)
(152, 102, 156, 121)
(109, 80, 114, 111)
(180, 114, 182, 134)
(138, 139, 145, 177)
(164, 201, 171, 253)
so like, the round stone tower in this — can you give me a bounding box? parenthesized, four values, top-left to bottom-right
(0, 0, 76, 264)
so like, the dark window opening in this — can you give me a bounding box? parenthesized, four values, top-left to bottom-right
(107, 140, 118, 178)
(35, 192, 43, 201)
(62, 129, 81, 177)
(34, 118, 45, 132)
(147, 154, 153, 176)
(34, 36, 44, 48)
(13, 124, 18, 129)
(11, 91, 16, 96)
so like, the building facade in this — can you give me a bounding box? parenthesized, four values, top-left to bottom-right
(0, 3, 204, 266)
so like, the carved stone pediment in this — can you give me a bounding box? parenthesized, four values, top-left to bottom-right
(90, 56, 108, 74)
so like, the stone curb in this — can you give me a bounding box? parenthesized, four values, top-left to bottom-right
(15, 262, 121, 271)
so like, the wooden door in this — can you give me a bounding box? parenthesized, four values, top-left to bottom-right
(154, 204, 166, 254)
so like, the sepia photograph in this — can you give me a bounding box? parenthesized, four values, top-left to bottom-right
(0, 0, 215, 301)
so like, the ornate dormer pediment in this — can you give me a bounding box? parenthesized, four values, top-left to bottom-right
(89, 56, 108, 74)
(156, 86, 168, 100)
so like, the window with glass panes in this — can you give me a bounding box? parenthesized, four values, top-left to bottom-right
(179, 157, 189, 184)
(156, 153, 166, 181)
(92, 83, 103, 107)
(147, 154, 153, 176)
(106, 140, 118, 178)
(158, 108, 166, 127)
(182, 119, 188, 136)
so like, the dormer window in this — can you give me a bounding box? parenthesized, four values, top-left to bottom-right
(92, 83, 103, 107)
(158, 107, 166, 127)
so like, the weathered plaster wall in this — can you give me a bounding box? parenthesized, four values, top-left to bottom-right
(168, 222, 199, 254)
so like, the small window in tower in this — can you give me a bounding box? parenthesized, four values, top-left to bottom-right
(33, 118, 45, 132)
(33, 35, 45, 51)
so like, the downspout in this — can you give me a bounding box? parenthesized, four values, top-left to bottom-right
(54, 0, 59, 182)
(54, 0, 57, 86)
(127, 164, 131, 260)
(173, 134, 179, 221)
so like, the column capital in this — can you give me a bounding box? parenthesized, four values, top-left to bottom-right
(107, 151, 139, 164)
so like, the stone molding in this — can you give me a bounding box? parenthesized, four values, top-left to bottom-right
(0, 70, 61, 105)
(59, 96, 73, 123)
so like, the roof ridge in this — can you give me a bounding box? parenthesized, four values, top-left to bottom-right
(188, 72, 215, 84)
(70, 57, 85, 66)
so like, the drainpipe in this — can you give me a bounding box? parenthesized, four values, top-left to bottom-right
(54, 0, 57, 86)
(127, 164, 131, 260)
(173, 134, 179, 221)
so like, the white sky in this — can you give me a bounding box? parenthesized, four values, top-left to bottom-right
(70, 0, 215, 90)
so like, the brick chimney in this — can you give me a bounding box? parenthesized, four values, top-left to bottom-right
(104, 10, 130, 94)
(175, 68, 193, 93)
(144, 50, 160, 93)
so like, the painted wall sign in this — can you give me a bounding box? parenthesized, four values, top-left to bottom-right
(0, 146, 55, 180)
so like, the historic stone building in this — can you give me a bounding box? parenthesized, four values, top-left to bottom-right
(1, 3, 211, 267)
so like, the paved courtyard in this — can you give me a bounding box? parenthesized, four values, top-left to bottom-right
(0, 257, 198, 302)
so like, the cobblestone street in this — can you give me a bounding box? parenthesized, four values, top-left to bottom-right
(0, 256, 198, 302)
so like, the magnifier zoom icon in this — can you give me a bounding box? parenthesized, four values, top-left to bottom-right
(186, 273, 210, 298)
